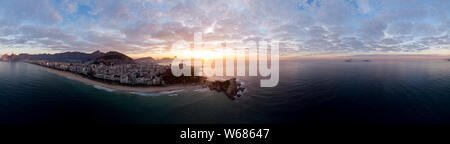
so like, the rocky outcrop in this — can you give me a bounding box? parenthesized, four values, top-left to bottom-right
(203, 78, 247, 100)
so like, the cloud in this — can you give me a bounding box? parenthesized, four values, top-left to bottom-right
(356, 0, 372, 14)
(412, 23, 439, 36)
(387, 21, 413, 35)
(0, 0, 63, 25)
(91, 0, 131, 20)
(60, 0, 79, 14)
(358, 20, 387, 40)
(316, 0, 355, 25)
(380, 38, 401, 45)
(19, 25, 76, 42)
(121, 21, 157, 41)
(420, 34, 449, 46)
(376, 8, 428, 22)
(0, 0, 448, 56)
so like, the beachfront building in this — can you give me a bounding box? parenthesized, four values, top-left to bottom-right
(1, 54, 8, 61)
(9, 54, 17, 61)
(120, 74, 128, 84)
(30, 60, 170, 86)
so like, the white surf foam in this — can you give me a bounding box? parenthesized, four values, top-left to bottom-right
(159, 89, 184, 94)
(93, 85, 115, 92)
(128, 92, 161, 97)
(193, 88, 209, 92)
(127, 89, 185, 97)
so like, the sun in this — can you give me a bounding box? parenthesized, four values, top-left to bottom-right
(191, 50, 222, 61)
(204, 21, 217, 34)
(204, 27, 214, 34)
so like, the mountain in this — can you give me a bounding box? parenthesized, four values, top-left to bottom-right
(15, 51, 105, 62)
(135, 57, 154, 63)
(159, 57, 174, 62)
(93, 51, 135, 65)
(90, 50, 105, 58)
(135, 57, 175, 64)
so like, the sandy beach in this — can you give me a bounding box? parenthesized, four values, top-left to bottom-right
(37, 65, 203, 93)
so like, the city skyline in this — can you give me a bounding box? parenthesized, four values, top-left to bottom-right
(0, 0, 449, 59)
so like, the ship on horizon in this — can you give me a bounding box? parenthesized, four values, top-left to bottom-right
(344, 59, 371, 62)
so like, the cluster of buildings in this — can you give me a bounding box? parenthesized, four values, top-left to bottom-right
(1, 54, 17, 61)
(30, 60, 171, 86)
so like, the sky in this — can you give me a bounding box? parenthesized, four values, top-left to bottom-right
(0, 0, 449, 58)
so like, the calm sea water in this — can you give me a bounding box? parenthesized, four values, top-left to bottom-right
(0, 60, 449, 124)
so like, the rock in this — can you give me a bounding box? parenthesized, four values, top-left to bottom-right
(225, 78, 237, 99)
(204, 78, 246, 100)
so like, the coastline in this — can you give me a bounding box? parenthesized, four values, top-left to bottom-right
(36, 64, 203, 93)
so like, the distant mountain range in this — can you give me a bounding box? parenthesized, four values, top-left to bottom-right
(1, 50, 174, 64)
(0, 51, 106, 62)
(0, 50, 105, 62)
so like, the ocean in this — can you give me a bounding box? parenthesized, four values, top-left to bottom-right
(0, 60, 449, 124)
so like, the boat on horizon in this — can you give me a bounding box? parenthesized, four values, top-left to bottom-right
(344, 59, 372, 62)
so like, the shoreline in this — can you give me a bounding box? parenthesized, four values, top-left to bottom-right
(36, 64, 203, 93)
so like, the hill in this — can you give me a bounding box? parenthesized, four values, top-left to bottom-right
(93, 51, 135, 65)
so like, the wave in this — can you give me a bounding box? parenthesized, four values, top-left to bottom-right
(193, 88, 209, 92)
(128, 90, 184, 97)
(128, 92, 161, 97)
(64, 76, 73, 80)
(92, 85, 115, 92)
(168, 94, 179, 97)
(159, 89, 184, 94)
